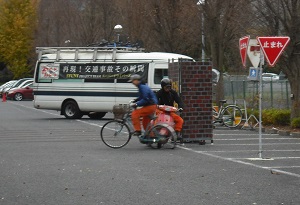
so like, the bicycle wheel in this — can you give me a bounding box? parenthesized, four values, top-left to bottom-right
(146, 124, 177, 149)
(221, 105, 243, 128)
(100, 120, 131, 148)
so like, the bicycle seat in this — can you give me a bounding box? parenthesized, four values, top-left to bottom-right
(219, 100, 227, 104)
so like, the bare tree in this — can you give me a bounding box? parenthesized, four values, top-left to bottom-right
(143, 0, 200, 54)
(253, 0, 300, 118)
(200, 0, 251, 103)
(36, 0, 80, 46)
(35, 0, 253, 78)
(75, 0, 121, 45)
(114, 0, 200, 56)
(36, 0, 121, 47)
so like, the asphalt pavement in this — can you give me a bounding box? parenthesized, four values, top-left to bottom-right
(0, 101, 299, 205)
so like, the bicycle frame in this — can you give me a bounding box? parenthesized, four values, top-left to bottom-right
(117, 109, 155, 137)
(213, 102, 226, 122)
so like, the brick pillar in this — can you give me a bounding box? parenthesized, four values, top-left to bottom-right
(169, 61, 213, 142)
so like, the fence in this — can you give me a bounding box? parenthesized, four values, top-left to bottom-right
(221, 75, 291, 110)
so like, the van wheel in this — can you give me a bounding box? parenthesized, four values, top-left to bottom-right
(63, 101, 83, 119)
(88, 112, 106, 119)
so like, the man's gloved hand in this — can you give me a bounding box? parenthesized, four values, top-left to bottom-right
(130, 103, 137, 108)
(178, 108, 183, 112)
(129, 99, 137, 103)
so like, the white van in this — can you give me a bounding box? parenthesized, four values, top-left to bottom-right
(33, 47, 194, 119)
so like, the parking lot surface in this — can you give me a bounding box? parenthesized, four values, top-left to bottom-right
(194, 128, 300, 177)
(0, 101, 299, 205)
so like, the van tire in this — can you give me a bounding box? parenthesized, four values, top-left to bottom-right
(62, 101, 83, 119)
(88, 112, 106, 119)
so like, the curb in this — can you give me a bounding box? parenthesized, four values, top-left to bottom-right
(266, 128, 279, 134)
(278, 130, 290, 136)
(254, 127, 266, 132)
(291, 132, 300, 138)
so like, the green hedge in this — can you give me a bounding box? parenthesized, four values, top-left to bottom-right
(247, 108, 290, 126)
(291, 117, 300, 128)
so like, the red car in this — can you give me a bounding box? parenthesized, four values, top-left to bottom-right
(6, 83, 33, 101)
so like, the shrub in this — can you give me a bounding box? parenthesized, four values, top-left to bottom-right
(247, 108, 290, 126)
(273, 109, 290, 126)
(291, 117, 300, 128)
(262, 109, 276, 125)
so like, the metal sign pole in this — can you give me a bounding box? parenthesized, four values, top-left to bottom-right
(258, 50, 264, 158)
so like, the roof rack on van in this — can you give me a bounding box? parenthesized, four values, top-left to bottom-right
(36, 47, 145, 62)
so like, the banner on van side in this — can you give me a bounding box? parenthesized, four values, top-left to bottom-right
(38, 63, 149, 80)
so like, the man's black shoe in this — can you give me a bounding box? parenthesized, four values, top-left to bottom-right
(132, 131, 142, 136)
(175, 131, 182, 139)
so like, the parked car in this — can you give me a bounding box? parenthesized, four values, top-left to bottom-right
(2, 78, 33, 94)
(0, 80, 17, 97)
(7, 83, 33, 101)
(262, 73, 280, 82)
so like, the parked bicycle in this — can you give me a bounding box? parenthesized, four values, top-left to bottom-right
(100, 104, 178, 149)
(212, 100, 243, 128)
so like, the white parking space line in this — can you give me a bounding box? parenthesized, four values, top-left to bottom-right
(213, 143, 300, 146)
(12, 102, 104, 128)
(203, 150, 300, 153)
(77, 119, 104, 128)
(214, 133, 258, 136)
(263, 166, 300, 169)
(233, 157, 300, 160)
(215, 138, 299, 140)
(213, 133, 282, 136)
(261, 157, 300, 159)
(179, 146, 300, 178)
(12, 102, 61, 117)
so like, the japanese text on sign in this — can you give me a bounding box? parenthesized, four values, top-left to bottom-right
(38, 63, 149, 80)
(262, 41, 283, 49)
(240, 43, 248, 49)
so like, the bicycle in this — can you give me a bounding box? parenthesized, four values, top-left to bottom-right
(100, 104, 178, 149)
(212, 100, 243, 128)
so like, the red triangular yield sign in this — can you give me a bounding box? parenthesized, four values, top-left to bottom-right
(257, 36, 290, 67)
(239, 36, 250, 67)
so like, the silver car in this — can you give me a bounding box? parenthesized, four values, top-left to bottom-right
(262, 73, 280, 82)
(0, 80, 17, 97)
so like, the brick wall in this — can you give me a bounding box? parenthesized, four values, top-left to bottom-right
(169, 61, 213, 142)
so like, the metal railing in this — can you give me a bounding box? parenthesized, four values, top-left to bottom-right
(222, 76, 290, 109)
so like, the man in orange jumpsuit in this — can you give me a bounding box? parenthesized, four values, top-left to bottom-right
(128, 74, 158, 136)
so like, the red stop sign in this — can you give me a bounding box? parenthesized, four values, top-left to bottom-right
(239, 36, 250, 67)
(257, 36, 290, 67)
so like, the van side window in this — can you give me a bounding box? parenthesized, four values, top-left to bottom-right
(154, 69, 168, 84)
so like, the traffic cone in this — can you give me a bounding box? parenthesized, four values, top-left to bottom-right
(2, 93, 6, 102)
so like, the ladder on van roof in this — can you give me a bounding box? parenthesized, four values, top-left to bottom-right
(36, 47, 145, 62)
